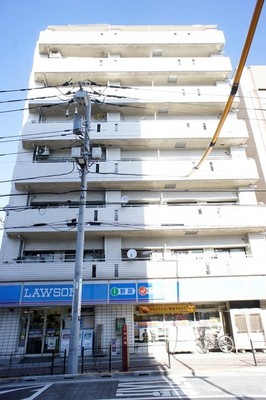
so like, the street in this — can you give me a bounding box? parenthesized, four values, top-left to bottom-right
(1, 374, 266, 399)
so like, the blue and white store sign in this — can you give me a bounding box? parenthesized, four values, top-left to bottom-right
(137, 280, 179, 302)
(109, 283, 136, 302)
(0, 280, 179, 306)
(22, 285, 74, 304)
(0, 285, 21, 306)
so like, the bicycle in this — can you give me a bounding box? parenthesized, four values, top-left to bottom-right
(195, 328, 234, 353)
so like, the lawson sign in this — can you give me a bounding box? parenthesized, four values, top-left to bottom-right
(21, 283, 108, 305)
(22, 285, 74, 303)
(0, 280, 179, 306)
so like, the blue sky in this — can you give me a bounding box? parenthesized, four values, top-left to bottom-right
(0, 0, 265, 239)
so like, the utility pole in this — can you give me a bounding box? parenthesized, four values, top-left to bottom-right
(68, 89, 91, 374)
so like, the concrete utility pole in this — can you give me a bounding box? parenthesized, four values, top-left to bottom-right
(68, 89, 91, 374)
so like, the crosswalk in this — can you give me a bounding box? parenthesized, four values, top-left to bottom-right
(116, 377, 198, 398)
(0, 384, 50, 400)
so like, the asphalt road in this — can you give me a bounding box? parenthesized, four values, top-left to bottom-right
(1, 374, 266, 400)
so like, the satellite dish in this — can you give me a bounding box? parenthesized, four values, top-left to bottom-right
(127, 249, 137, 259)
(121, 196, 129, 204)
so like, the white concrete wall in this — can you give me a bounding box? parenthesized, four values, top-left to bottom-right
(94, 304, 134, 350)
(0, 308, 20, 354)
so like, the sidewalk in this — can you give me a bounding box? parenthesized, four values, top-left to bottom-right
(165, 351, 266, 376)
(1, 351, 266, 385)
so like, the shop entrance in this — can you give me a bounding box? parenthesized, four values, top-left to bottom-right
(134, 303, 197, 343)
(20, 309, 62, 354)
(134, 303, 225, 346)
(27, 311, 43, 353)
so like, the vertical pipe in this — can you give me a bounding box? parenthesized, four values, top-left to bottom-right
(109, 344, 112, 373)
(250, 339, 257, 366)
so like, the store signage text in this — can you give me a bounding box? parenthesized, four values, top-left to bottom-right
(109, 283, 136, 302)
(110, 287, 135, 296)
(23, 287, 73, 298)
(137, 303, 196, 314)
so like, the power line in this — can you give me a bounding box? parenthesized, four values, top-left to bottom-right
(187, 0, 265, 176)
(0, 164, 76, 184)
(0, 130, 74, 144)
(2, 83, 266, 104)
(0, 93, 73, 105)
(0, 80, 75, 94)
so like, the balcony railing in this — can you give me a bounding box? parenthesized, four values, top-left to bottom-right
(38, 27, 225, 58)
(1, 256, 266, 282)
(21, 119, 248, 149)
(13, 158, 258, 191)
(5, 204, 266, 236)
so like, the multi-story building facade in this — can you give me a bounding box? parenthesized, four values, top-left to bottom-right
(1, 24, 266, 355)
(239, 66, 266, 204)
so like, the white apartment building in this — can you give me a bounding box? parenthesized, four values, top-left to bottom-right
(239, 66, 266, 204)
(1, 24, 266, 355)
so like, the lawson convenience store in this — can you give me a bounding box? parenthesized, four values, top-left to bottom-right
(0, 279, 228, 354)
(0, 279, 180, 354)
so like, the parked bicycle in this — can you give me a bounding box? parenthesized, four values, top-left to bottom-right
(195, 328, 234, 353)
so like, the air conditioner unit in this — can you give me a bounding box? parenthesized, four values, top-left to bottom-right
(36, 146, 50, 158)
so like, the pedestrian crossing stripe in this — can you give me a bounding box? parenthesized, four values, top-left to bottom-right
(116, 378, 196, 398)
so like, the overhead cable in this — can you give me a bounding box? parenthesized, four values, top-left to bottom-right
(187, 0, 265, 176)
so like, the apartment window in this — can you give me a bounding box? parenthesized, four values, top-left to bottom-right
(84, 249, 105, 261)
(21, 250, 106, 263)
(121, 249, 163, 261)
(214, 248, 246, 259)
(66, 249, 105, 262)
(65, 251, 76, 262)
(235, 315, 248, 333)
(171, 249, 204, 260)
(249, 314, 263, 333)
(22, 251, 54, 263)
(30, 200, 105, 208)
(169, 247, 246, 260)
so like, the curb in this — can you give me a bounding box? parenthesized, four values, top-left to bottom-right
(1, 365, 266, 386)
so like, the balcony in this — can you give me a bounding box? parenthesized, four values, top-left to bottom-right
(38, 26, 225, 59)
(13, 156, 258, 192)
(5, 204, 266, 238)
(1, 255, 266, 282)
(33, 56, 231, 86)
(21, 118, 248, 150)
(27, 84, 235, 118)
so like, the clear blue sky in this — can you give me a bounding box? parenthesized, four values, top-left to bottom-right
(0, 0, 265, 237)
